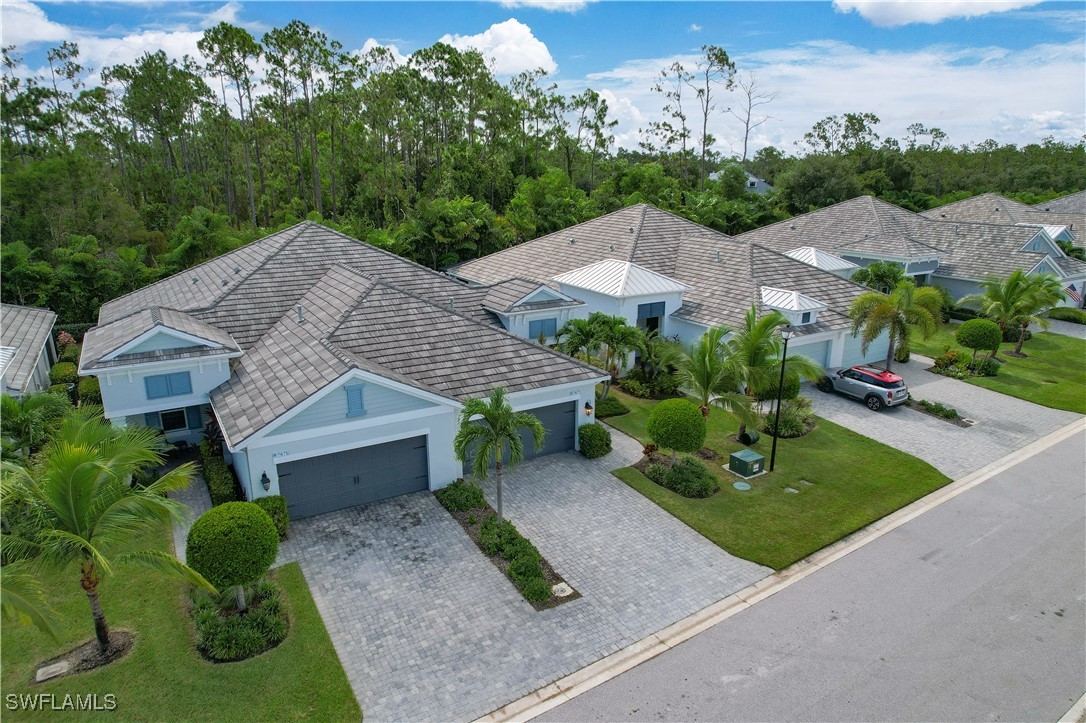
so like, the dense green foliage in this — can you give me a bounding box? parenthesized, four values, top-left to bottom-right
(578, 422, 612, 459)
(955, 318, 1002, 360)
(434, 479, 487, 512)
(762, 396, 817, 438)
(253, 495, 290, 540)
(192, 579, 288, 662)
(47, 362, 77, 385)
(199, 439, 240, 505)
(662, 457, 718, 498)
(76, 375, 101, 405)
(186, 502, 279, 590)
(646, 399, 707, 458)
(479, 515, 550, 603)
(593, 391, 630, 419)
(1045, 307, 1086, 324)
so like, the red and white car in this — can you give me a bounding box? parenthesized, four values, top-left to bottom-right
(817, 365, 909, 411)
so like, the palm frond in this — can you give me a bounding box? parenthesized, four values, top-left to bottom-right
(0, 562, 60, 640)
(115, 550, 217, 595)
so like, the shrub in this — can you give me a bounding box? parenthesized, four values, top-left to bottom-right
(650, 373, 681, 397)
(49, 362, 77, 385)
(1002, 326, 1031, 343)
(947, 307, 980, 321)
(192, 580, 288, 662)
(763, 396, 815, 438)
(186, 502, 279, 591)
(200, 440, 240, 506)
(56, 330, 77, 350)
(435, 479, 486, 511)
(956, 318, 1002, 360)
(1046, 307, 1086, 324)
(59, 343, 82, 364)
(479, 515, 520, 557)
(77, 376, 101, 405)
(594, 393, 629, 418)
(619, 377, 652, 398)
(520, 576, 551, 603)
(894, 344, 910, 363)
(647, 399, 706, 459)
(754, 372, 801, 403)
(932, 347, 960, 370)
(477, 514, 551, 602)
(974, 357, 1002, 377)
(644, 463, 669, 485)
(663, 457, 717, 498)
(578, 423, 612, 458)
(917, 399, 960, 420)
(48, 383, 71, 396)
(254, 496, 289, 540)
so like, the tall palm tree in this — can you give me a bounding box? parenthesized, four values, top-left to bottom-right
(1, 407, 214, 653)
(725, 306, 824, 439)
(594, 313, 643, 384)
(1, 392, 72, 459)
(849, 280, 943, 371)
(674, 326, 757, 428)
(453, 387, 545, 524)
(959, 270, 1065, 357)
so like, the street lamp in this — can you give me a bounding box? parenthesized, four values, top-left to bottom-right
(769, 324, 795, 472)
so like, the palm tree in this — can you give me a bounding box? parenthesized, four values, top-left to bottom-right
(594, 313, 644, 384)
(674, 327, 757, 428)
(556, 317, 601, 360)
(1, 392, 72, 459)
(852, 261, 906, 293)
(0, 562, 59, 639)
(453, 387, 545, 524)
(959, 271, 1065, 357)
(1, 407, 214, 653)
(725, 306, 824, 439)
(635, 329, 681, 383)
(849, 280, 943, 371)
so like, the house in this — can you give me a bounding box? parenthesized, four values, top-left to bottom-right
(707, 170, 774, 194)
(1, 303, 58, 398)
(923, 192, 1084, 249)
(78, 222, 607, 520)
(738, 196, 1086, 308)
(449, 204, 894, 372)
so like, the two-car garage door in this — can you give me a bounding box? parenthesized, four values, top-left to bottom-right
(277, 435, 428, 519)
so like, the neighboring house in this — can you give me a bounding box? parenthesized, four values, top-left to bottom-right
(79, 222, 607, 520)
(449, 204, 893, 373)
(739, 196, 1086, 309)
(923, 192, 1084, 249)
(1, 303, 58, 398)
(706, 170, 774, 194)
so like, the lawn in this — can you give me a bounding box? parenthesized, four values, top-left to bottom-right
(909, 324, 1086, 414)
(603, 389, 951, 570)
(1, 522, 361, 722)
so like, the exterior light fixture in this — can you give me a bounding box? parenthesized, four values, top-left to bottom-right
(261, 472, 271, 492)
(584, 401, 594, 416)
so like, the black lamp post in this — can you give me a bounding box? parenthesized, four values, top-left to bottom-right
(769, 324, 795, 472)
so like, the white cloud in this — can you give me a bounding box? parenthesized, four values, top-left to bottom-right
(359, 38, 409, 67)
(1, 0, 71, 45)
(497, 0, 593, 13)
(688, 23, 702, 32)
(833, 0, 1043, 27)
(439, 18, 557, 75)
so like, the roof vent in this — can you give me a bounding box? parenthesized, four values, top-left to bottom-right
(221, 278, 228, 287)
(995, 207, 1000, 211)
(629, 226, 635, 234)
(296, 304, 305, 324)
(191, 276, 198, 285)
(715, 250, 721, 262)
(233, 266, 241, 274)
(940, 213, 947, 218)
(447, 298, 455, 311)
(954, 225, 960, 235)
(790, 224, 796, 230)
(569, 237, 577, 245)
(608, 243, 615, 251)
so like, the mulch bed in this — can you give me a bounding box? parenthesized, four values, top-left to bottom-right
(33, 631, 134, 684)
(446, 503, 580, 611)
(905, 400, 974, 428)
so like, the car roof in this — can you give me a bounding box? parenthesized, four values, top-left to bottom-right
(852, 365, 903, 382)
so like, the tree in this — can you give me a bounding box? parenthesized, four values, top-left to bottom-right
(849, 280, 943, 371)
(778, 154, 861, 213)
(647, 398, 706, 463)
(0, 407, 213, 653)
(453, 387, 545, 524)
(0, 392, 72, 459)
(955, 318, 1002, 364)
(673, 327, 756, 427)
(851, 261, 906, 293)
(686, 45, 735, 189)
(727, 71, 777, 166)
(186, 501, 278, 611)
(959, 270, 1065, 357)
(556, 317, 602, 360)
(593, 313, 643, 384)
(635, 329, 681, 384)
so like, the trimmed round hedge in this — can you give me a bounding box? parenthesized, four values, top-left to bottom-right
(646, 398, 706, 456)
(186, 502, 279, 590)
(955, 318, 1002, 357)
(49, 362, 78, 385)
(578, 423, 612, 458)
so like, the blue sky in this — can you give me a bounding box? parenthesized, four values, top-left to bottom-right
(4, 1, 1084, 154)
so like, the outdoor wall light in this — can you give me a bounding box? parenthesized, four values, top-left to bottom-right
(261, 471, 271, 491)
(584, 401, 593, 416)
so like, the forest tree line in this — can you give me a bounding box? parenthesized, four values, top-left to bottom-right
(2, 19, 1084, 325)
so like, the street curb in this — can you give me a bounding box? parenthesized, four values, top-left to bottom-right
(474, 417, 1086, 723)
(1059, 692, 1086, 723)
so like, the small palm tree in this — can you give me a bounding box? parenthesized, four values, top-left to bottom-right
(959, 270, 1065, 357)
(453, 388, 545, 524)
(849, 280, 943, 371)
(674, 327, 757, 428)
(635, 329, 681, 383)
(556, 317, 601, 360)
(594, 313, 644, 384)
(725, 306, 824, 439)
(852, 261, 906, 293)
(1, 392, 72, 459)
(1, 407, 214, 653)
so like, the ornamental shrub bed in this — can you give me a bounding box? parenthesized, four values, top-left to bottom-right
(434, 481, 577, 610)
(907, 398, 973, 428)
(762, 396, 817, 439)
(578, 423, 612, 458)
(199, 440, 242, 506)
(635, 456, 718, 499)
(931, 347, 1001, 380)
(594, 392, 629, 418)
(59, 343, 82, 364)
(254, 496, 290, 540)
(191, 580, 289, 662)
(77, 376, 101, 405)
(49, 362, 78, 385)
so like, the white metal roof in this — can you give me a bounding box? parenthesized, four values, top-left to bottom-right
(760, 286, 828, 312)
(786, 246, 859, 272)
(551, 259, 690, 297)
(0, 346, 16, 376)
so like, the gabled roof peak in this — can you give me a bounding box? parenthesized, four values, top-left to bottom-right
(552, 259, 690, 297)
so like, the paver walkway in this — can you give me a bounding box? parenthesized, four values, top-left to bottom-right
(810, 355, 1081, 479)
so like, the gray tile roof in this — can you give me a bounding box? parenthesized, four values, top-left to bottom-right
(924, 192, 1085, 248)
(81, 307, 241, 371)
(925, 221, 1086, 280)
(1034, 191, 1086, 215)
(0, 304, 56, 395)
(480, 278, 581, 314)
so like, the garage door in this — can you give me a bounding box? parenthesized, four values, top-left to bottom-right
(463, 401, 576, 473)
(277, 435, 428, 519)
(791, 339, 831, 368)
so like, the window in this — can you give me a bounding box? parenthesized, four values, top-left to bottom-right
(159, 409, 188, 432)
(637, 302, 666, 319)
(144, 371, 192, 400)
(345, 384, 366, 418)
(145, 405, 203, 432)
(801, 311, 812, 324)
(748, 180, 757, 188)
(528, 318, 557, 339)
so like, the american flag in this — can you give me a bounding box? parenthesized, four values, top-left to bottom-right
(1066, 283, 1083, 303)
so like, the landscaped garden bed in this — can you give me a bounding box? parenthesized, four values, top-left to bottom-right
(906, 398, 973, 428)
(435, 480, 578, 610)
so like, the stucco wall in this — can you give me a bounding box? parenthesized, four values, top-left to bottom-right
(95, 357, 232, 419)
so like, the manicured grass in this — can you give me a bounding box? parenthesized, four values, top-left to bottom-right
(604, 390, 951, 570)
(1, 523, 360, 722)
(910, 324, 1086, 414)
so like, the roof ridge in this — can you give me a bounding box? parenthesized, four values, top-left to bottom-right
(750, 243, 873, 293)
(626, 204, 650, 262)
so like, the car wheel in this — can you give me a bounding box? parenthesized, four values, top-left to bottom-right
(865, 395, 883, 412)
(817, 378, 833, 393)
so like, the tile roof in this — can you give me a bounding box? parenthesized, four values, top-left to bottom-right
(81, 307, 241, 371)
(923, 192, 1084, 248)
(0, 304, 56, 395)
(924, 221, 1086, 281)
(480, 278, 581, 314)
(1033, 191, 1085, 215)
(552, 259, 691, 297)
(786, 246, 859, 272)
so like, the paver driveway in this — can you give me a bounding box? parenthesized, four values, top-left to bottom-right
(810, 355, 1081, 479)
(275, 430, 770, 722)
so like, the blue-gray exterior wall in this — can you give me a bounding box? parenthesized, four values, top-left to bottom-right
(265, 378, 437, 437)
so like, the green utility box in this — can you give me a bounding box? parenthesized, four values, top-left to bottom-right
(729, 449, 765, 478)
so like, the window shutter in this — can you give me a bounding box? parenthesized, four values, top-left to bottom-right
(345, 385, 365, 418)
(145, 375, 169, 399)
(186, 406, 203, 429)
(170, 372, 193, 395)
(144, 412, 160, 428)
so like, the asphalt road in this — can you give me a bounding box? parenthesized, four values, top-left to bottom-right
(541, 431, 1086, 723)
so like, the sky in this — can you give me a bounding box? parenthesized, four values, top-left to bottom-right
(3, 0, 1084, 157)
